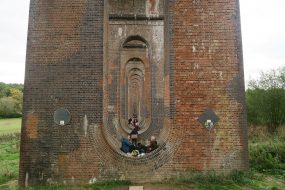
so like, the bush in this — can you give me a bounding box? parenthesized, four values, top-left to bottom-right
(246, 67, 285, 133)
(0, 83, 23, 118)
(246, 88, 285, 132)
(249, 141, 285, 174)
(0, 97, 22, 118)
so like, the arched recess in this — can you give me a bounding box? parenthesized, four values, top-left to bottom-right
(127, 68, 144, 122)
(119, 38, 152, 133)
(102, 0, 177, 161)
(123, 35, 149, 48)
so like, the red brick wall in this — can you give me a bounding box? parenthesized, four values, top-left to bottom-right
(20, 0, 248, 186)
(169, 0, 248, 172)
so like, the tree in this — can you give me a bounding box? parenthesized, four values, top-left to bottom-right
(248, 67, 285, 89)
(261, 88, 285, 133)
(0, 83, 23, 118)
(247, 67, 285, 133)
(10, 88, 23, 116)
(246, 89, 264, 125)
(0, 82, 10, 98)
(0, 97, 22, 118)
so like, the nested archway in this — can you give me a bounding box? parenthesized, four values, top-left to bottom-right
(119, 36, 152, 132)
(127, 67, 144, 121)
(104, 11, 170, 156)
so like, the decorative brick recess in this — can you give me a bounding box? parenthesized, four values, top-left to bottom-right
(20, 0, 248, 187)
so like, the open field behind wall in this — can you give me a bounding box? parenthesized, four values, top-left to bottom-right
(0, 118, 21, 135)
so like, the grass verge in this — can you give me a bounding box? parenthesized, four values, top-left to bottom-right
(21, 180, 131, 190)
(0, 118, 21, 135)
(165, 170, 285, 190)
(0, 139, 19, 185)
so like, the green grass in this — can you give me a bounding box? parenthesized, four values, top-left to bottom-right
(20, 180, 131, 190)
(168, 170, 252, 190)
(0, 118, 21, 134)
(164, 170, 285, 190)
(0, 139, 19, 186)
(90, 180, 131, 190)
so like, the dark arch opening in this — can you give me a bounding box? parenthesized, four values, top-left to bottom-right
(122, 35, 149, 49)
(125, 59, 145, 124)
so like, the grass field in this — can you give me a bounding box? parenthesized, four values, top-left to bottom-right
(0, 139, 19, 187)
(0, 118, 21, 135)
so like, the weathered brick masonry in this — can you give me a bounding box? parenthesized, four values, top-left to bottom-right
(20, 0, 248, 186)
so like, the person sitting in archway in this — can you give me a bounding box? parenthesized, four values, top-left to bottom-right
(137, 142, 147, 154)
(130, 127, 139, 145)
(120, 135, 134, 153)
(130, 117, 140, 145)
(147, 136, 158, 153)
(134, 120, 139, 130)
(128, 118, 132, 125)
(132, 114, 138, 126)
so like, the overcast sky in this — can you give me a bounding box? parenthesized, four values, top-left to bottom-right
(0, 0, 284, 85)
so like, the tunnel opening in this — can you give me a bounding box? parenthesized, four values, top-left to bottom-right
(122, 56, 150, 131)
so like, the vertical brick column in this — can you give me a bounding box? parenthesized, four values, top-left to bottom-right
(19, 0, 104, 186)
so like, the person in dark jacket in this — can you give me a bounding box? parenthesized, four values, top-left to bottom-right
(120, 135, 132, 153)
(137, 143, 147, 153)
(130, 127, 139, 145)
(128, 118, 132, 125)
(147, 135, 158, 153)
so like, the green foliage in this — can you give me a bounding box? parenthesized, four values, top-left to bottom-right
(246, 88, 285, 132)
(24, 185, 71, 190)
(0, 83, 23, 99)
(0, 97, 22, 118)
(20, 180, 131, 190)
(174, 170, 252, 188)
(246, 67, 285, 133)
(263, 89, 285, 133)
(248, 67, 285, 89)
(171, 169, 285, 190)
(249, 136, 285, 176)
(0, 83, 10, 98)
(0, 83, 23, 118)
(246, 89, 264, 125)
